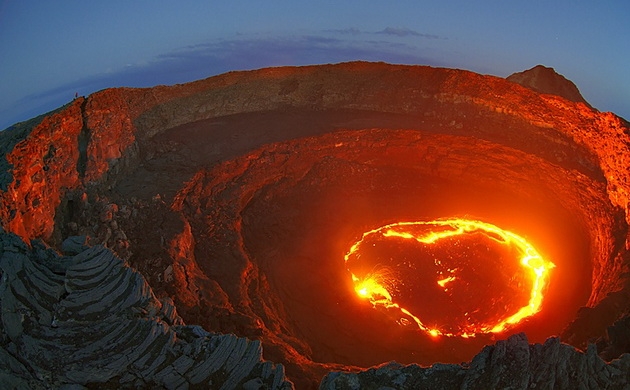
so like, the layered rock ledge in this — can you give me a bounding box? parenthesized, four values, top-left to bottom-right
(0, 231, 292, 389)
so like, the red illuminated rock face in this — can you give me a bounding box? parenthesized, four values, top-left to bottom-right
(1, 62, 630, 388)
(0, 99, 83, 240)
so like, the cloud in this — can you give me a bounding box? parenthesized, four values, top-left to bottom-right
(150, 33, 444, 77)
(376, 27, 441, 39)
(325, 27, 363, 35)
(324, 27, 443, 39)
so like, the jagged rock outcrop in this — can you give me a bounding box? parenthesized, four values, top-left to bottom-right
(507, 64, 591, 107)
(320, 333, 630, 389)
(1, 62, 630, 388)
(0, 231, 292, 389)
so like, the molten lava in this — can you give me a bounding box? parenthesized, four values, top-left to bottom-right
(345, 218, 555, 338)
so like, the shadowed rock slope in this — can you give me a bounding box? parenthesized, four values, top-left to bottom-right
(321, 332, 630, 389)
(1, 62, 630, 388)
(0, 231, 292, 389)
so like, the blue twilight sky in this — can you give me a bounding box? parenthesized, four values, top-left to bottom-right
(1, 1, 629, 130)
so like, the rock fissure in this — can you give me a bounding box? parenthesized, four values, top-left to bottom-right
(76, 97, 91, 181)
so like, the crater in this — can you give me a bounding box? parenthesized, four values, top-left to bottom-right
(3, 62, 629, 387)
(173, 125, 603, 369)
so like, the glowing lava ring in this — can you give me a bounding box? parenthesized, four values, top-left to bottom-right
(344, 218, 555, 338)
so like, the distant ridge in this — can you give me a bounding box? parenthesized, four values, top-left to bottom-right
(507, 65, 592, 108)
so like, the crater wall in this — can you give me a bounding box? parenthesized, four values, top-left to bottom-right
(1, 62, 629, 388)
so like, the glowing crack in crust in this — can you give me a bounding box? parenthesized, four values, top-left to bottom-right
(345, 218, 555, 338)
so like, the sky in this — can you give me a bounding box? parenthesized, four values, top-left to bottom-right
(1, 1, 629, 130)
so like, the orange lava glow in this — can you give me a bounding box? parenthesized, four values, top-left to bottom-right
(345, 218, 555, 338)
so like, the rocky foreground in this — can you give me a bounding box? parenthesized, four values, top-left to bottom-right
(321, 334, 630, 389)
(1, 62, 630, 388)
(2, 230, 630, 388)
(0, 230, 292, 389)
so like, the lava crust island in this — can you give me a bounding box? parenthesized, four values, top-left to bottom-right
(1, 62, 630, 388)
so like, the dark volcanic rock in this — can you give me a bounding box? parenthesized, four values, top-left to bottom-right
(320, 333, 630, 389)
(0, 231, 292, 389)
(507, 64, 592, 107)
